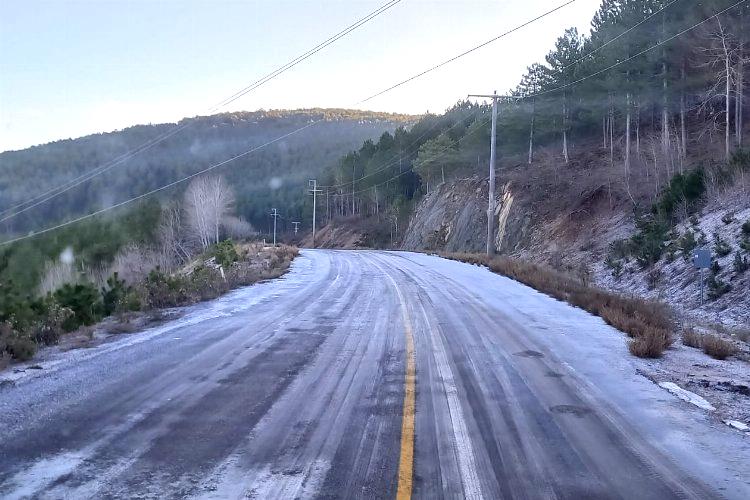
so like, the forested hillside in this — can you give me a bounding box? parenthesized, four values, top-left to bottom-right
(319, 0, 747, 225)
(0, 109, 413, 235)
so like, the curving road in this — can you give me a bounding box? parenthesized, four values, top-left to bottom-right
(1, 250, 749, 499)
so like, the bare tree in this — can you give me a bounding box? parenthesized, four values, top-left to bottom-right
(184, 175, 235, 249)
(158, 202, 191, 264)
(222, 215, 256, 240)
(698, 18, 741, 161)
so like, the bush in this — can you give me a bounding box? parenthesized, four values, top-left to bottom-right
(713, 232, 731, 257)
(652, 168, 705, 218)
(208, 240, 239, 267)
(743, 220, 750, 237)
(630, 215, 669, 267)
(30, 299, 72, 346)
(6, 336, 36, 361)
(682, 327, 702, 348)
(646, 268, 663, 290)
(604, 255, 623, 279)
(628, 328, 673, 358)
(707, 273, 731, 300)
(678, 230, 697, 260)
(144, 268, 192, 308)
(53, 282, 103, 331)
(734, 252, 749, 274)
(701, 334, 736, 360)
(101, 272, 140, 316)
(721, 212, 735, 225)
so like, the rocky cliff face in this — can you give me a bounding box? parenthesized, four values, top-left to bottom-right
(401, 176, 532, 254)
(400, 172, 749, 329)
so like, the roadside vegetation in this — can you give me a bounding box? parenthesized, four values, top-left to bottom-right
(1, 174, 298, 366)
(444, 253, 673, 358)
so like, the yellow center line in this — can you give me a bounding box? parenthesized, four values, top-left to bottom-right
(368, 255, 416, 499)
(395, 294, 416, 500)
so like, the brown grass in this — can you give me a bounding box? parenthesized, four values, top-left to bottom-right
(701, 334, 736, 360)
(682, 327, 703, 348)
(444, 253, 674, 358)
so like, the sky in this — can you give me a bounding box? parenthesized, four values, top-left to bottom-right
(0, 0, 602, 152)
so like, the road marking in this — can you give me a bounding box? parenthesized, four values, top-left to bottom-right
(416, 300, 483, 500)
(373, 258, 415, 500)
(396, 303, 417, 500)
(396, 308, 416, 500)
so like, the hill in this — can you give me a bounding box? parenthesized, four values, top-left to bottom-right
(0, 108, 415, 236)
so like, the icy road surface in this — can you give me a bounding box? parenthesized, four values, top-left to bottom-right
(1, 250, 749, 499)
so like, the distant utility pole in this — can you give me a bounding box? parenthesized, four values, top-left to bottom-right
(351, 161, 356, 215)
(270, 208, 280, 246)
(292, 221, 300, 234)
(308, 179, 322, 247)
(468, 90, 499, 255)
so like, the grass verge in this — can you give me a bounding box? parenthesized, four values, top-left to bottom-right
(443, 253, 674, 358)
(1, 243, 299, 365)
(701, 334, 736, 360)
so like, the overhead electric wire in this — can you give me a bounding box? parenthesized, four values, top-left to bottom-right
(211, 0, 403, 111)
(318, 108, 480, 190)
(359, 0, 577, 104)
(560, 0, 683, 71)
(350, 113, 494, 197)
(523, 0, 747, 100)
(0, 123, 317, 247)
(0, 0, 404, 223)
(6, 0, 735, 246)
(354, 0, 745, 198)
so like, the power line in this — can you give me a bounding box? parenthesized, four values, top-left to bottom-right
(359, 0, 577, 104)
(318, 108, 480, 190)
(350, 114, 494, 197)
(0, 122, 317, 247)
(6, 0, 719, 245)
(211, 0, 404, 111)
(358, 0, 746, 197)
(560, 0, 683, 71)
(0, 0, 404, 223)
(524, 0, 747, 100)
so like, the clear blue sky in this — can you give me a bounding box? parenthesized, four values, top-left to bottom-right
(0, 0, 602, 152)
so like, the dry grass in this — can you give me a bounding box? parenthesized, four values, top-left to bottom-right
(702, 334, 736, 360)
(445, 253, 674, 358)
(682, 327, 703, 348)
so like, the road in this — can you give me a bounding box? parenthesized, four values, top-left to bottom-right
(1, 250, 749, 499)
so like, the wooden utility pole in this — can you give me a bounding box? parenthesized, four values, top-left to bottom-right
(468, 90, 499, 255)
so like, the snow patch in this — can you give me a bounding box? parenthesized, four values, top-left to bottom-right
(658, 382, 715, 411)
(724, 420, 750, 432)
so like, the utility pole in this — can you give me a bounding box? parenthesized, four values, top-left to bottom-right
(308, 179, 322, 248)
(468, 90, 499, 255)
(351, 161, 356, 216)
(270, 208, 279, 246)
(292, 221, 300, 234)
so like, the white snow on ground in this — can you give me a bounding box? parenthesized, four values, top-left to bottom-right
(658, 382, 715, 411)
(594, 192, 750, 329)
(724, 420, 750, 432)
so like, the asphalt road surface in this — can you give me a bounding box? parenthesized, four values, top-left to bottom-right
(1, 250, 749, 499)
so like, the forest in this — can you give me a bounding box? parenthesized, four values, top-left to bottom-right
(318, 0, 748, 234)
(0, 108, 413, 236)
